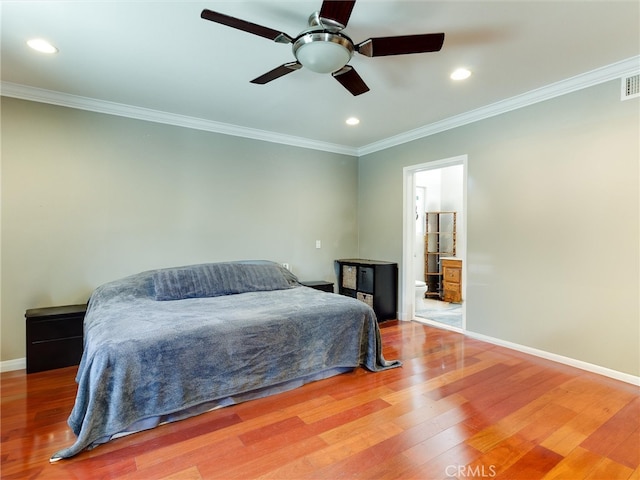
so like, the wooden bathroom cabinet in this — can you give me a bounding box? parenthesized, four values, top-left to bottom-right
(441, 258, 462, 303)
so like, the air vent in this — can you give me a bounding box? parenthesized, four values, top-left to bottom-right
(621, 74, 640, 100)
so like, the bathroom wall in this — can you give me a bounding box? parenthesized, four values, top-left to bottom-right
(414, 166, 464, 283)
(440, 165, 464, 261)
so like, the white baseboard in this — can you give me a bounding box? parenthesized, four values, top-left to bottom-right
(465, 330, 640, 386)
(3, 329, 638, 386)
(1, 357, 26, 373)
(407, 312, 639, 386)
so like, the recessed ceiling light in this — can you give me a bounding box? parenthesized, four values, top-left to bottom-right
(346, 117, 360, 126)
(450, 68, 471, 81)
(27, 38, 58, 54)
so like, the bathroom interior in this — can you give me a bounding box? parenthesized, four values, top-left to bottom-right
(414, 164, 464, 329)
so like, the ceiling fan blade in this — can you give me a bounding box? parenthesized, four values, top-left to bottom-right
(332, 66, 369, 96)
(201, 9, 293, 44)
(357, 33, 445, 57)
(319, 0, 356, 28)
(250, 62, 302, 84)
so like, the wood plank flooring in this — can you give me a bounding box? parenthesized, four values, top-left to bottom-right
(2, 321, 638, 479)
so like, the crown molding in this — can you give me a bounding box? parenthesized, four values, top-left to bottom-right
(2, 56, 638, 158)
(357, 55, 640, 156)
(0, 82, 359, 157)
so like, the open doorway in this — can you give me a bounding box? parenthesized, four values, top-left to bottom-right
(401, 155, 467, 331)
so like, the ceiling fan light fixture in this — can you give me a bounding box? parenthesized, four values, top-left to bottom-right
(293, 32, 353, 73)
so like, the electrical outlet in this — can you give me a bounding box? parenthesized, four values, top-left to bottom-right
(315, 240, 321, 249)
(282, 263, 290, 271)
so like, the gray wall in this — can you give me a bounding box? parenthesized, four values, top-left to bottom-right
(1, 97, 359, 361)
(358, 79, 639, 376)
(2, 78, 638, 378)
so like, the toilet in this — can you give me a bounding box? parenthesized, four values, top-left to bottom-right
(415, 280, 428, 303)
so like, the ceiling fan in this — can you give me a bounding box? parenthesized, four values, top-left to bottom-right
(200, 0, 445, 96)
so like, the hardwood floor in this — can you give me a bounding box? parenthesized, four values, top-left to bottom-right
(2, 321, 639, 479)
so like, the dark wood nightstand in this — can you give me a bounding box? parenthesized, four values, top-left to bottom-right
(300, 280, 334, 293)
(25, 304, 87, 373)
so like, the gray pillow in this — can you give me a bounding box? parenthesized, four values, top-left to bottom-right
(153, 262, 292, 301)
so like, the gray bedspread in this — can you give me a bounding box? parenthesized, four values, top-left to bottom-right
(52, 262, 400, 460)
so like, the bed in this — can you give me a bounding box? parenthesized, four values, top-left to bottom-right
(51, 261, 401, 461)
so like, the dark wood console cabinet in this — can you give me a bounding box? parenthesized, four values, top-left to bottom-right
(335, 259, 398, 322)
(25, 304, 87, 373)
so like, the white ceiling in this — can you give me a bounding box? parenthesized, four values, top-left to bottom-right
(2, 1, 639, 154)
